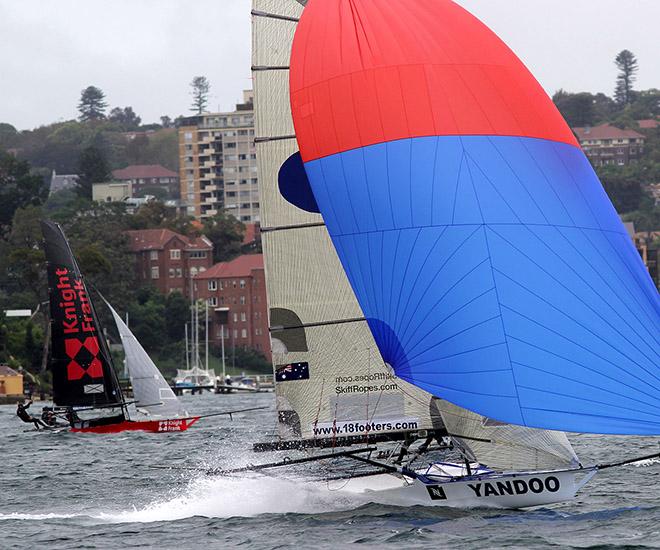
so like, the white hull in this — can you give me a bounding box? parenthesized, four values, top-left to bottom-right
(332, 465, 597, 509)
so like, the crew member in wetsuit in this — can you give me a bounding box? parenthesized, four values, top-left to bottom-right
(65, 407, 81, 428)
(41, 407, 58, 427)
(16, 400, 48, 430)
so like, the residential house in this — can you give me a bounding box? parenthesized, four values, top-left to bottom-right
(112, 164, 180, 198)
(194, 254, 270, 361)
(126, 229, 213, 297)
(573, 124, 645, 167)
(0, 365, 23, 396)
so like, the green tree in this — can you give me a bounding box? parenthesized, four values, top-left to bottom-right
(78, 86, 108, 122)
(160, 116, 173, 128)
(614, 50, 638, 107)
(128, 287, 167, 352)
(77, 145, 110, 198)
(165, 291, 189, 342)
(108, 106, 142, 130)
(125, 133, 149, 165)
(0, 151, 47, 235)
(0, 122, 18, 150)
(3, 205, 47, 309)
(553, 90, 597, 127)
(597, 164, 649, 213)
(203, 211, 245, 262)
(190, 76, 211, 114)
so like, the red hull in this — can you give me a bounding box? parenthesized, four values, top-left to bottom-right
(71, 416, 201, 434)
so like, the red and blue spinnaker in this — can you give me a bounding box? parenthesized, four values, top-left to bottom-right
(283, 0, 660, 434)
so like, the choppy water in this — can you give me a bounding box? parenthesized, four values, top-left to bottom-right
(2, 392, 660, 549)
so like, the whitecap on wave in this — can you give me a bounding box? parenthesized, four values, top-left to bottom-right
(98, 474, 364, 523)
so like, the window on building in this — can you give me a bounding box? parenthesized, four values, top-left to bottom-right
(151, 267, 159, 279)
(239, 279, 246, 288)
(219, 297, 224, 305)
(169, 268, 175, 278)
(240, 312, 246, 322)
(170, 249, 181, 259)
(190, 267, 198, 277)
(233, 313, 238, 323)
(176, 268, 182, 278)
(208, 297, 218, 307)
(184, 132, 193, 141)
(240, 296, 246, 305)
(189, 251, 207, 259)
(233, 280, 237, 288)
(150, 251, 158, 260)
(225, 142, 237, 148)
(241, 329, 247, 338)
(208, 280, 217, 291)
(233, 329, 238, 339)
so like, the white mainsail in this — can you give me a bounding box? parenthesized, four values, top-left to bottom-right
(253, 0, 445, 441)
(252, 0, 579, 474)
(106, 301, 188, 419)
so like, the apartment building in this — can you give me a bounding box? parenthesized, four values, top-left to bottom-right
(126, 228, 213, 297)
(112, 164, 179, 198)
(178, 91, 259, 222)
(194, 254, 271, 361)
(573, 123, 645, 167)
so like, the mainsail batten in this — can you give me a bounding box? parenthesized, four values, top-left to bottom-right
(289, 0, 660, 435)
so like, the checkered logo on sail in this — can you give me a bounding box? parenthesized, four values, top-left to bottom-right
(64, 336, 104, 380)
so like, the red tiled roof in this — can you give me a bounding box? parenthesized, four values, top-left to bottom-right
(0, 365, 20, 377)
(638, 119, 660, 130)
(126, 229, 212, 251)
(573, 123, 645, 141)
(112, 164, 178, 180)
(195, 254, 263, 279)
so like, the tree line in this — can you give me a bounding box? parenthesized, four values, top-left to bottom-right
(552, 50, 660, 232)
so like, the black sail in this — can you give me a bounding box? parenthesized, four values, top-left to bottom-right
(41, 220, 125, 409)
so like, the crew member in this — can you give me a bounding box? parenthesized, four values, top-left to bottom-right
(16, 400, 47, 430)
(41, 406, 58, 427)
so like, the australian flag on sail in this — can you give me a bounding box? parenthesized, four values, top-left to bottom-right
(276, 362, 309, 382)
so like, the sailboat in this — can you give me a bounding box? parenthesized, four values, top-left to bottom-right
(41, 220, 200, 433)
(243, 0, 660, 508)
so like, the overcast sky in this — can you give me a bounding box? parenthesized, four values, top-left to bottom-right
(0, 0, 658, 131)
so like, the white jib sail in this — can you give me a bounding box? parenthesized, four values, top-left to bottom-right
(438, 401, 579, 472)
(106, 301, 188, 419)
(253, 0, 445, 441)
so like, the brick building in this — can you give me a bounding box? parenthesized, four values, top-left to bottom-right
(126, 229, 213, 297)
(194, 254, 270, 361)
(112, 164, 180, 198)
(573, 124, 645, 167)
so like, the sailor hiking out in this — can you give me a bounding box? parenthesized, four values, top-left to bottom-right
(16, 400, 47, 430)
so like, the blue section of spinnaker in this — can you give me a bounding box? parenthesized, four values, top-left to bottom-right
(278, 151, 320, 213)
(304, 135, 660, 435)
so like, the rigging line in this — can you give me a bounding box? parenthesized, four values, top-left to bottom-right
(254, 134, 296, 143)
(260, 222, 325, 233)
(269, 316, 366, 332)
(251, 9, 300, 23)
(251, 65, 290, 71)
